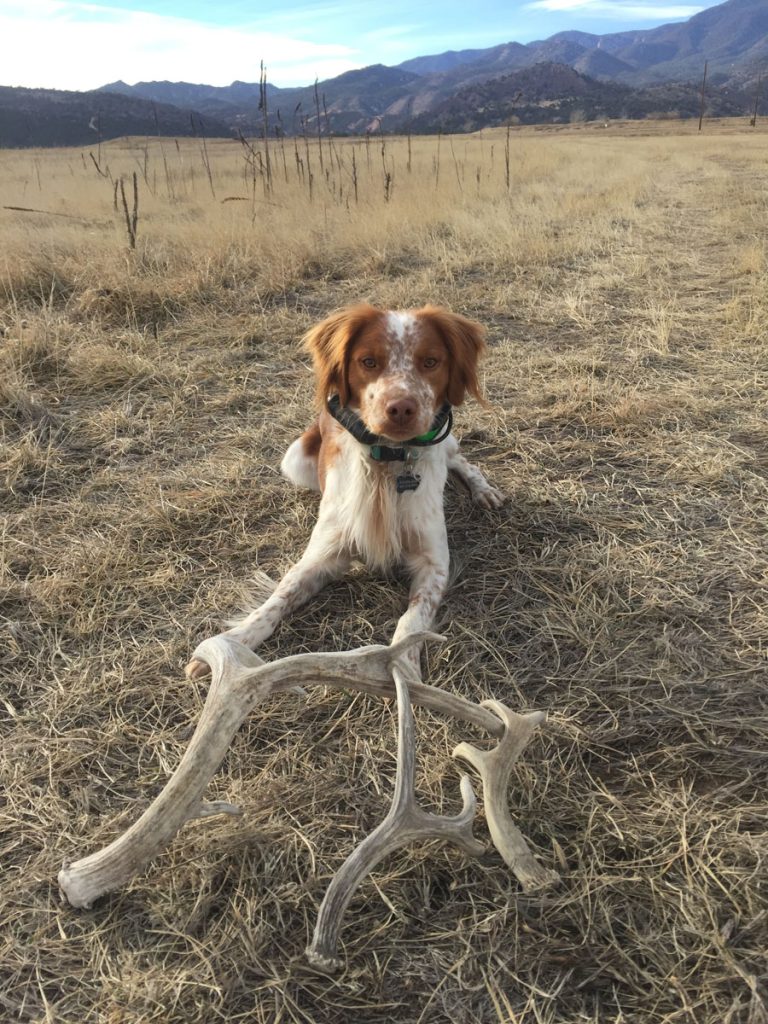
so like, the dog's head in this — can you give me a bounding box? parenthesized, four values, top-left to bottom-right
(304, 304, 486, 441)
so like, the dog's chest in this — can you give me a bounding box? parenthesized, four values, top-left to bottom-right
(325, 435, 448, 569)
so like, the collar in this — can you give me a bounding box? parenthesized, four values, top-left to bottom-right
(326, 395, 453, 462)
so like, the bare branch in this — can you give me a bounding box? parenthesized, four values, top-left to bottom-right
(453, 699, 560, 893)
(306, 665, 484, 972)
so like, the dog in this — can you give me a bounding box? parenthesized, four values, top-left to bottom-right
(185, 304, 504, 680)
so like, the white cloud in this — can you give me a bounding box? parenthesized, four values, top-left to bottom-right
(0, 1, 361, 91)
(526, 0, 703, 18)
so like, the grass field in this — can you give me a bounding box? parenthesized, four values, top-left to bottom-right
(1, 121, 767, 1023)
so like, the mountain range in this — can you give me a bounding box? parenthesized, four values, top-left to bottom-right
(0, 0, 764, 146)
(400, 0, 767, 86)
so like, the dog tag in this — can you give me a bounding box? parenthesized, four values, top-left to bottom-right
(396, 451, 421, 493)
(396, 472, 421, 493)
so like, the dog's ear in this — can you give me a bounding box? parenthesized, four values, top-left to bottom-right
(416, 306, 487, 406)
(303, 304, 382, 408)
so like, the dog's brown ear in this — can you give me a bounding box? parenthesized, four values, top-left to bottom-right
(416, 306, 487, 406)
(303, 304, 383, 408)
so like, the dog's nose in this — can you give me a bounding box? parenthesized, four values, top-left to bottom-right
(385, 399, 417, 427)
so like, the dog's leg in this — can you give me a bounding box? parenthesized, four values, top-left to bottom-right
(185, 526, 350, 679)
(445, 435, 506, 510)
(391, 537, 450, 681)
(280, 426, 321, 492)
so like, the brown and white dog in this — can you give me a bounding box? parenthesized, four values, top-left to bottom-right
(186, 304, 504, 680)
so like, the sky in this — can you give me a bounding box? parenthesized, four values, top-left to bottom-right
(3, 0, 725, 93)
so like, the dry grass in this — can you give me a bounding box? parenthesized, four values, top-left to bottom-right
(1, 121, 767, 1023)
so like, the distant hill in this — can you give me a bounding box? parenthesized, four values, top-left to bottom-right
(0, 86, 230, 148)
(105, 66, 423, 136)
(594, 0, 768, 84)
(408, 63, 750, 134)
(100, 79, 279, 126)
(398, 43, 530, 79)
(102, 79, 279, 107)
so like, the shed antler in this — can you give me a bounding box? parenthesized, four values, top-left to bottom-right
(59, 634, 558, 966)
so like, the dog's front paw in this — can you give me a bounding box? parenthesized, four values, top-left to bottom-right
(473, 484, 506, 510)
(185, 657, 211, 679)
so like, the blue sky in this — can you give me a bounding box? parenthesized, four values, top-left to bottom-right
(3, 0, 723, 92)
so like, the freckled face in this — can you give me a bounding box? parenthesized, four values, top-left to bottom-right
(347, 312, 450, 440)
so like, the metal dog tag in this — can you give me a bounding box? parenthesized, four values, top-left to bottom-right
(396, 472, 421, 493)
(396, 451, 421, 493)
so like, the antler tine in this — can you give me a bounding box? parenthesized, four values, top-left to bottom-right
(453, 699, 560, 893)
(306, 663, 485, 973)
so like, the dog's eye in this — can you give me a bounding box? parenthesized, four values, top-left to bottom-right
(423, 357, 439, 369)
(360, 357, 377, 369)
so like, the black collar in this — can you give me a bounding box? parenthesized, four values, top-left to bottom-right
(326, 395, 453, 462)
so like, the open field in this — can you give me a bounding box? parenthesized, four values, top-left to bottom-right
(1, 122, 767, 1023)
